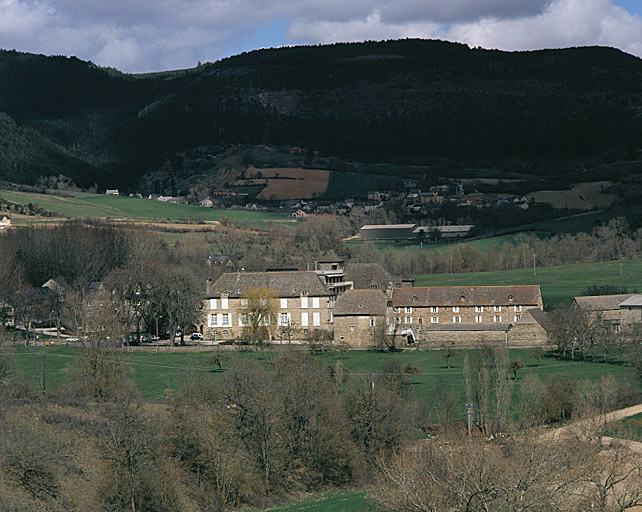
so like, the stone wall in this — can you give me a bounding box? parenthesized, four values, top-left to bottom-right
(334, 315, 381, 347)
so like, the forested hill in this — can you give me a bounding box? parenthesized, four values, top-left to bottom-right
(1, 39, 642, 190)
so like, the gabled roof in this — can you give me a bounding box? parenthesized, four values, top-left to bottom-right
(573, 294, 634, 311)
(208, 271, 330, 298)
(392, 285, 542, 307)
(333, 289, 387, 316)
(519, 308, 551, 330)
(344, 263, 395, 290)
(317, 249, 344, 263)
(619, 295, 642, 307)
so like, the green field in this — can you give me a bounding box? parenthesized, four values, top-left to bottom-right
(413, 258, 642, 308)
(255, 490, 372, 512)
(11, 346, 638, 408)
(346, 234, 537, 256)
(0, 189, 287, 223)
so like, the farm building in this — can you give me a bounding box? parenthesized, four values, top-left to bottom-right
(389, 285, 545, 347)
(571, 294, 638, 333)
(333, 289, 388, 347)
(360, 224, 418, 240)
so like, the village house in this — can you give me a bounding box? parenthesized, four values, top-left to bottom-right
(0, 213, 12, 230)
(204, 271, 334, 342)
(389, 285, 545, 347)
(333, 289, 388, 347)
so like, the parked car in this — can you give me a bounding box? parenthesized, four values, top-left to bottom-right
(190, 332, 204, 341)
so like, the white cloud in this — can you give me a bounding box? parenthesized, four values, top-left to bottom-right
(445, 0, 642, 56)
(0, 0, 640, 72)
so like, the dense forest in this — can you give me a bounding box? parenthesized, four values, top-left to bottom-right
(1, 40, 642, 191)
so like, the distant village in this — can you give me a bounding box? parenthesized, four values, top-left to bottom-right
(107, 178, 531, 220)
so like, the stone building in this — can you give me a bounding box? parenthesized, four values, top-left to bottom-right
(572, 294, 636, 333)
(204, 271, 333, 342)
(333, 289, 388, 347)
(390, 285, 544, 347)
(506, 308, 551, 345)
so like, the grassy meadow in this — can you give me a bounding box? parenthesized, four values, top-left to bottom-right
(11, 345, 638, 409)
(0, 189, 287, 223)
(345, 233, 538, 256)
(257, 490, 371, 512)
(413, 258, 642, 308)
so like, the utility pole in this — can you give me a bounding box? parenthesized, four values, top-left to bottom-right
(465, 402, 474, 437)
(533, 253, 536, 277)
(42, 349, 46, 394)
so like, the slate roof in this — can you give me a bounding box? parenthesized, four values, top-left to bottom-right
(526, 308, 551, 330)
(619, 295, 642, 307)
(392, 285, 542, 307)
(208, 271, 330, 298)
(423, 323, 511, 331)
(333, 289, 387, 316)
(343, 263, 395, 290)
(573, 294, 635, 311)
(317, 249, 344, 263)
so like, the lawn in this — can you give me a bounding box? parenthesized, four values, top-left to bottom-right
(413, 258, 642, 308)
(252, 490, 373, 512)
(11, 346, 638, 410)
(0, 189, 286, 223)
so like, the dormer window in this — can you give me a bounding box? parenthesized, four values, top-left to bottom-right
(412, 296, 417, 302)
(508, 295, 514, 302)
(460, 295, 466, 302)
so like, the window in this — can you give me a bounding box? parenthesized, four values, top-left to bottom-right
(393, 307, 401, 313)
(514, 315, 521, 322)
(508, 295, 514, 302)
(475, 306, 483, 313)
(312, 297, 320, 309)
(301, 312, 308, 327)
(350, 325, 355, 332)
(303, 329, 308, 334)
(280, 313, 290, 326)
(222, 330, 228, 335)
(494, 315, 501, 323)
(369, 317, 376, 327)
(494, 305, 501, 312)
(280, 298, 287, 309)
(475, 315, 482, 323)
(221, 296, 228, 310)
(239, 314, 248, 327)
(515, 305, 522, 312)
(301, 296, 308, 309)
(431, 306, 438, 313)
(209, 299, 217, 309)
(453, 306, 459, 313)
(431, 316, 439, 323)
(340, 336, 345, 340)
(208, 314, 218, 327)
(222, 313, 230, 326)
(460, 295, 466, 302)
(405, 317, 412, 324)
(405, 306, 412, 313)
(240, 298, 248, 306)
(313, 312, 321, 326)
(453, 316, 461, 323)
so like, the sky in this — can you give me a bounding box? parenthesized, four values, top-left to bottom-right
(0, 0, 641, 73)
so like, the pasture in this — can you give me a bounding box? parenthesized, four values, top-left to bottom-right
(11, 345, 638, 412)
(0, 189, 287, 223)
(413, 258, 642, 308)
(345, 233, 539, 256)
